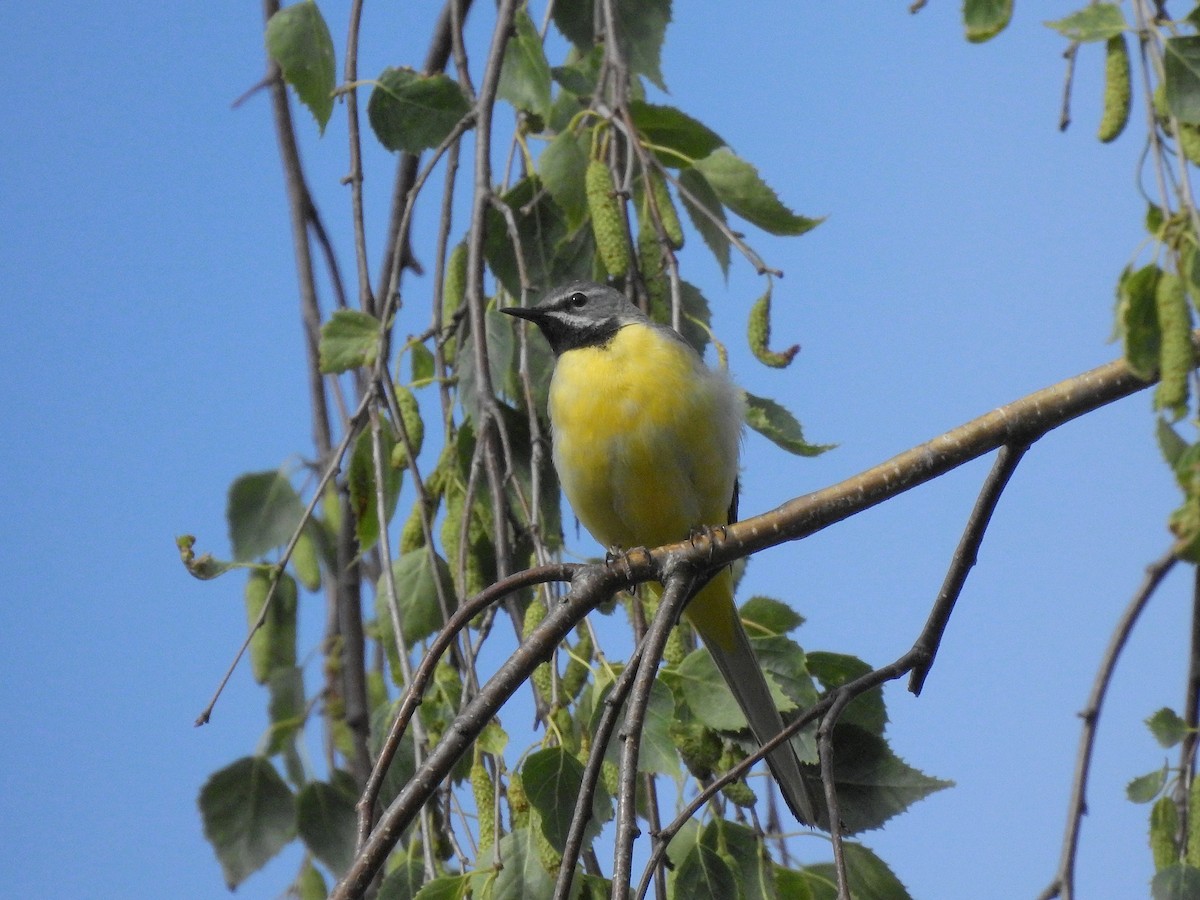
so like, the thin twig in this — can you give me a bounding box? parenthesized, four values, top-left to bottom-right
(342, 0, 375, 316)
(1058, 43, 1078, 133)
(373, 0, 477, 303)
(552, 641, 647, 900)
(611, 573, 697, 900)
(194, 391, 371, 725)
(909, 441, 1030, 695)
(1037, 549, 1178, 900)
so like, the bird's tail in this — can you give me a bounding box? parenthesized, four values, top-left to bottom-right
(681, 570, 819, 826)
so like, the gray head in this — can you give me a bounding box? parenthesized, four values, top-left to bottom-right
(501, 281, 649, 356)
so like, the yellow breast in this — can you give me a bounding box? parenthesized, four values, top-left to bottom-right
(547, 323, 743, 552)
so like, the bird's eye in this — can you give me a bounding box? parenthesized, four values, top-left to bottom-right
(568, 292, 588, 309)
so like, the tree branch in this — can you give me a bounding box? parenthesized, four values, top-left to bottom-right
(908, 441, 1030, 695)
(1037, 549, 1178, 900)
(612, 572, 697, 900)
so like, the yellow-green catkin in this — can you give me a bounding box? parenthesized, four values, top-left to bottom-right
(721, 778, 758, 808)
(508, 771, 530, 828)
(586, 160, 630, 277)
(442, 241, 467, 364)
(389, 384, 424, 470)
(647, 171, 684, 249)
(470, 752, 497, 856)
(748, 291, 798, 368)
(638, 219, 668, 318)
(670, 721, 721, 780)
(523, 598, 554, 705)
(561, 628, 593, 700)
(1155, 271, 1194, 419)
(662, 625, 687, 666)
(1151, 794, 1180, 871)
(399, 500, 427, 553)
(1098, 34, 1132, 143)
(1180, 123, 1200, 167)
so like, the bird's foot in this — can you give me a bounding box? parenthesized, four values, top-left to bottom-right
(606, 545, 653, 584)
(687, 524, 728, 566)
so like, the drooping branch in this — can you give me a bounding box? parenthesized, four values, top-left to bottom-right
(1037, 549, 1178, 900)
(611, 572, 698, 900)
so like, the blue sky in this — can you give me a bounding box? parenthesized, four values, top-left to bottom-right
(0, 2, 1188, 898)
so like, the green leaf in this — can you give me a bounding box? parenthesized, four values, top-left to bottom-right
(484, 176, 569, 299)
(1127, 765, 1169, 803)
(228, 469, 307, 561)
(198, 756, 296, 889)
(740, 596, 804, 637)
(496, 403, 562, 553)
(699, 820, 777, 900)
(774, 867, 817, 900)
(319, 309, 380, 374)
(1152, 864, 1200, 900)
(638, 678, 682, 776)
(615, 0, 671, 90)
(676, 641, 795, 733)
(265, 1, 336, 132)
(1148, 707, 1190, 748)
(804, 842, 914, 900)
(376, 549, 455, 662)
(498, 7, 552, 118)
(369, 701, 417, 809)
(348, 420, 403, 553)
(806, 651, 887, 738)
(679, 282, 717, 357)
(294, 858, 328, 900)
(487, 829, 554, 898)
(378, 857, 425, 900)
(694, 148, 822, 236)
(540, 129, 591, 231)
(678, 168, 731, 276)
(1118, 265, 1162, 380)
(245, 571, 298, 685)
(1168, 37, 1200, 125)
(413, 873, 470, 900)
(964, 0, 1013, 43)
(1044, 4, 1125, 43)
(551, 45, 604, 98)
(629, 101, 726, 166)
(296, 779, 357, 876)
(410, 341, 436, 388)
(1159, 418, 1190, 471)
(824, 725, 952, 834)
(553, 0, 597, 49)
(744, 392, 834, 457)
(457, 305, 518, 422)
(264, 665, 304, 755)
(368, 67, 471, 154)
(523, 747, 587, 852)
(673, 842, 738, 898)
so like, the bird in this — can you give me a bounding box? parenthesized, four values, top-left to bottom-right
(502, 280, 817, 825)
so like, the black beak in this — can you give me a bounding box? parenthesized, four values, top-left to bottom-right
(500, 306, 543, 322)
